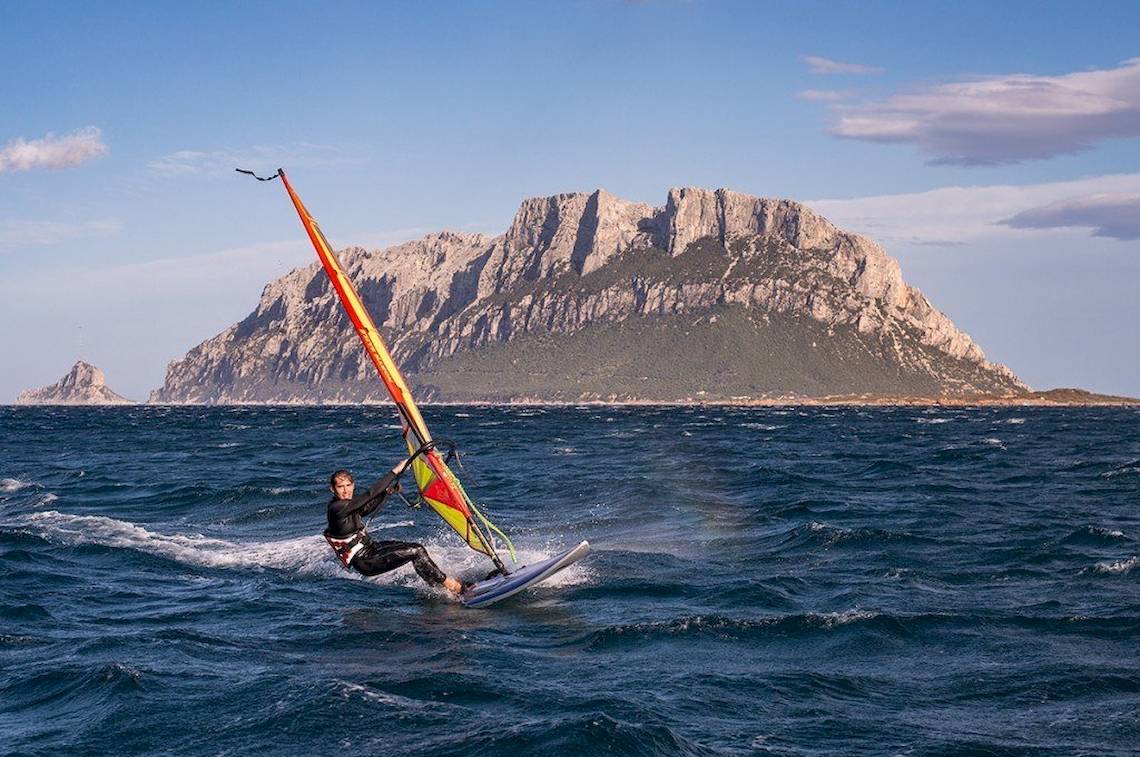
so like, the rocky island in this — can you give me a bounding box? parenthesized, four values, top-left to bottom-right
(148, 186, 1103, 404)
(17, 361, 134, 405)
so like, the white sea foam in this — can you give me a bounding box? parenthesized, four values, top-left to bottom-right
(8, 510, 591, 593)
(741, 423, 785, 431)
(1005, 417, 1026, 425)
(981, 437, 1007, 449)
(813, 609, 879, 628)
(36, 493, 58, 507)
(335, 681, 455, 711)
(418, 532, 594, 589)
(1093, 556, 1137, 574)
(1, 478, 32, 493)
(10, 510, 410, 581)
(915, 417, 952, 424)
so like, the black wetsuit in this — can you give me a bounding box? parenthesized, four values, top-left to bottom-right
(325, 471, 446, 586)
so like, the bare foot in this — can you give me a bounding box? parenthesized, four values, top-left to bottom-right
(443, 576, 463, 595)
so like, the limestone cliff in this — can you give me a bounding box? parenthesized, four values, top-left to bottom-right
(17, 361, 134, 405)
(151, 187, 1026, 403)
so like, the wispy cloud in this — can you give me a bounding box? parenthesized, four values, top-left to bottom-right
(0, 127, 107, 173)
(828, 58, 1140, 165)
(0, 218, 122, 250)
(802, 55, 883, 76)
(808, 173, 1140, 246)
(147, 142, 346, 177)
(797, 89, 855, 102)
(1001, 193, 1140, 240)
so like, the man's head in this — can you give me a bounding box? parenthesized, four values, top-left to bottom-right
(330, 469, 354, 500)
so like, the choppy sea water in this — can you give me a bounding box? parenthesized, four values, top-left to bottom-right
(1, 405, 1138, 755)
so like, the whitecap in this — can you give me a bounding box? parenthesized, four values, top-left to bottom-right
(0, 478, 32, 493)
(7, 510, 401, 580)
(1093, 556, 1137, 574)
(335, 681, 456, 711)
(1102, 465, 1140, 479)
(813, 609, 879, 628)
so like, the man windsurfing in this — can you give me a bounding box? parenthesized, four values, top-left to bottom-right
(324, 458, 467, 595)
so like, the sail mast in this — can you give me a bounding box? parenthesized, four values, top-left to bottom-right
(260, 168, 512, 572)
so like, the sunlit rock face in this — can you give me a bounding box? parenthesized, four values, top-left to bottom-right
(151, 187, 1026, 404)
(17, 361, 134, 405)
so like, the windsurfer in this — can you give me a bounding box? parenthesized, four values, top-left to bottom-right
(324, 463, 466, 595)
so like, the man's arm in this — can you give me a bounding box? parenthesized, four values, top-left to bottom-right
(329, 458, 411, 520)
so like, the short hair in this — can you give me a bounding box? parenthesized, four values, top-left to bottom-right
(329, 469, 354, 487)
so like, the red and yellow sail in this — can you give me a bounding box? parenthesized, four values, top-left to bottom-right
(277, 169, 512, 565)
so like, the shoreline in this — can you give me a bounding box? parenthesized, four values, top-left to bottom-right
(7, 389, 1139, 409)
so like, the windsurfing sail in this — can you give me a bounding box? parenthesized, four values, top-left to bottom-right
(247, 168, 515, 572)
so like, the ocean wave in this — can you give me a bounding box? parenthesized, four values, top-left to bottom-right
(585, 610, 883, 649)
(789, 520, 927, 548)
(586, 610, 1140, 650)
(334, 680, 457, 713)
(3, 510, 589, 598)
(453, 711, 718, 756)
(4, 661, 150, 716)
(1101, 460, 1140, 479)
(1092, 556, 1137, 574)
(1060, 525, 1128, 546)
(1, 477, 33, 493)
(5, 510, 406, 579)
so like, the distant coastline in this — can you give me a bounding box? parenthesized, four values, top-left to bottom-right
(9, 388, 1137, 408)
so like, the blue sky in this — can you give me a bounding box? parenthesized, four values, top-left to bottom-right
(2, 1, 1139, 399)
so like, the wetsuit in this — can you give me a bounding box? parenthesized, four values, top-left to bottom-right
(324, 470, 447, 586)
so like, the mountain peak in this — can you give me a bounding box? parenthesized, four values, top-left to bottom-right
(16, 361, 133, 405)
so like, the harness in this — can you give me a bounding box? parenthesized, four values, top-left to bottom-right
(323, 529, 368, 569)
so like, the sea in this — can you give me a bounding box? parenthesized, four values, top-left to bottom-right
(1, 405, 1137, 755)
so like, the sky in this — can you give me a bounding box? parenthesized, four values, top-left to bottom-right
(2, 0, 1138, 400)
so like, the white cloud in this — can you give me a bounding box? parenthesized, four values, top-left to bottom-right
(0, 127, 107, 173)
(0, 218, 121, 250)
(1001, 193, 1140, 240)
(802, 55, 883, 76)
(796, 89, 855, 102)
(829, 58, 1140, 165)
(808, 173, 1140, 246)
(148, 142, 345, 177)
